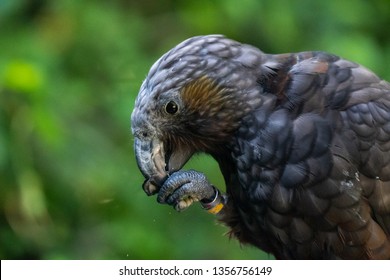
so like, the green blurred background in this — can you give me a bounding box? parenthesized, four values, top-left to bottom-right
(1, 0, 389, 260)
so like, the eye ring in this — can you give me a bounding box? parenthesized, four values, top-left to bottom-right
(165, 101, 179, 115)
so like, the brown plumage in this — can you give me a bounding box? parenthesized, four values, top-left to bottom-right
(131, 35, 390, 259)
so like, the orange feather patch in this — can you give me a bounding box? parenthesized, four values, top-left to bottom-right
(181, 76, 229, 117)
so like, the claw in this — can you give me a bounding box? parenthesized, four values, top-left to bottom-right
(157, 170, 216, 211)
(175, 197, 198, 212)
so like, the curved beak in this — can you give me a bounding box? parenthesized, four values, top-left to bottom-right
(134, 136, 194, 195)
(134, 137, 167, 195)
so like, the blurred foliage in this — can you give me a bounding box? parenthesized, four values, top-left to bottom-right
(0, 0, 389, 260)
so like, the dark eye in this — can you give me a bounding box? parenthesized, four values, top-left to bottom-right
(165, 101, 179, 115)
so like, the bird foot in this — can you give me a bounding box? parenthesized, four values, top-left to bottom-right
(157, 170, 216, 212)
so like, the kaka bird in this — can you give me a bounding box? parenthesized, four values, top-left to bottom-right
(131, 35, 390, 259)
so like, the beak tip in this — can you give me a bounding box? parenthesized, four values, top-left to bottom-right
(142, 180, 159, 196)
(142, 176, 169, 196)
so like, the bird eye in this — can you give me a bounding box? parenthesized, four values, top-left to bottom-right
(165, 101, 179, 115)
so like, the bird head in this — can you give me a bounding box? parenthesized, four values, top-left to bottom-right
(131, 35, 275, 195)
